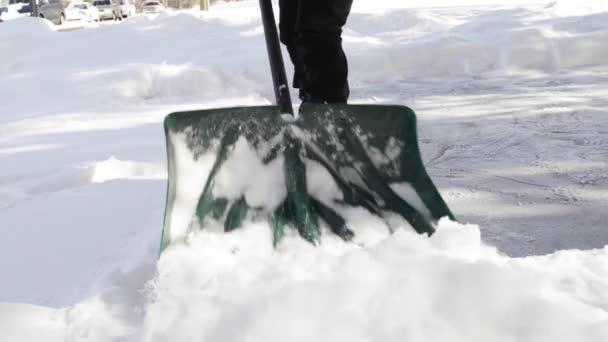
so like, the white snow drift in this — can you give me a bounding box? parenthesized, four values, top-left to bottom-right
(2, 220, 607, 341)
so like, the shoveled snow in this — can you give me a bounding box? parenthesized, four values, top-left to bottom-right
(1, 0, 607, 340)
(2, 220, 607, 341)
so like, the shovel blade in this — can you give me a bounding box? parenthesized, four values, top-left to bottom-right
(160, 104, 454, 252)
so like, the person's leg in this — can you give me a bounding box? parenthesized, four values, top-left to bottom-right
(278, 0, 302, 89)
(295, 0, 353, 103)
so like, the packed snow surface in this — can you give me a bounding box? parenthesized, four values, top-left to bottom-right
(1, 0, 608, 341)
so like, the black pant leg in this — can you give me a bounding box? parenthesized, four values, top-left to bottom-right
(295, 0, 353, 103)
(278, 0, 302, 88)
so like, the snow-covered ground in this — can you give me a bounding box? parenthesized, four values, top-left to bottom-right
(1, 0, 607, 341)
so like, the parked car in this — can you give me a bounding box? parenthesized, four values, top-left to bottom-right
(38, 0, 66, 25)
(142, 1, 164, 14)
(117, 0, 134, 18)
(65, 1, 99, 22)
(0, 0, 31, 21)
(92, 0, 121, 21)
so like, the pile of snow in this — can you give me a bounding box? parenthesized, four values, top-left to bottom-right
(545, 0, 608, 16)
(350, 0, 608, 14)
(142, 220, 608, 342)
(2, 220, 607, 341)
(346, 2, 608, 81)
(2, 0, 608, 117)
(351, 0, 547, 13)
(0, 16, 54, 30)
(90, 157, 165, 183)
(0, 13, 269, 121)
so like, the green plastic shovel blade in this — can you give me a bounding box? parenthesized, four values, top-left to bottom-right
(160, 104, 454, 253)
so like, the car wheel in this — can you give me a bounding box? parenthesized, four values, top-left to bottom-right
(39, 13, 50, 24)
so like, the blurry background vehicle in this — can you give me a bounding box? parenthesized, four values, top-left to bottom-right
(142, 1, 163, 14)
(92, 0, 122, 20)
(65, 1, 99, 22)
(118, 0, 134, 18)
(38, 0, 65, 25)
(0, 0, 31, 20)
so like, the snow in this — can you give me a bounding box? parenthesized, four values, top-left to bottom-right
(1, 0, 607, 340)
(142, 223, 608, 342)
(2, 221, 608, 341)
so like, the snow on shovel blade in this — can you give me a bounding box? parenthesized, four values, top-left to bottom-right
(160, 104, 454, 252)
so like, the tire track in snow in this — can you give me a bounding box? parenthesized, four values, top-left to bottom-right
(394, 73, 608, 256)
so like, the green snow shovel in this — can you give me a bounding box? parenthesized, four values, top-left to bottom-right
(159, 0, 455, 252)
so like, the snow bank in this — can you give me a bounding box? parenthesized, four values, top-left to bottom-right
(3, 1, 608, 119)
(141, 221, 608, 342)
(6, 219, 606, 341)
(0, 10, 270, 121)
(350, 0, 608, 14)
(546, 0, 608, 16)
(0, 303, 65, 341)
(5, 221, 608, 342)
(351, 0, 547, 13)
(90, 157, 165, 183)
(346, 4, 608, 82)
(0, 17, 54, 36)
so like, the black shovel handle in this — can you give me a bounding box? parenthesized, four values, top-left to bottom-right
(259, 0, 294, 116)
